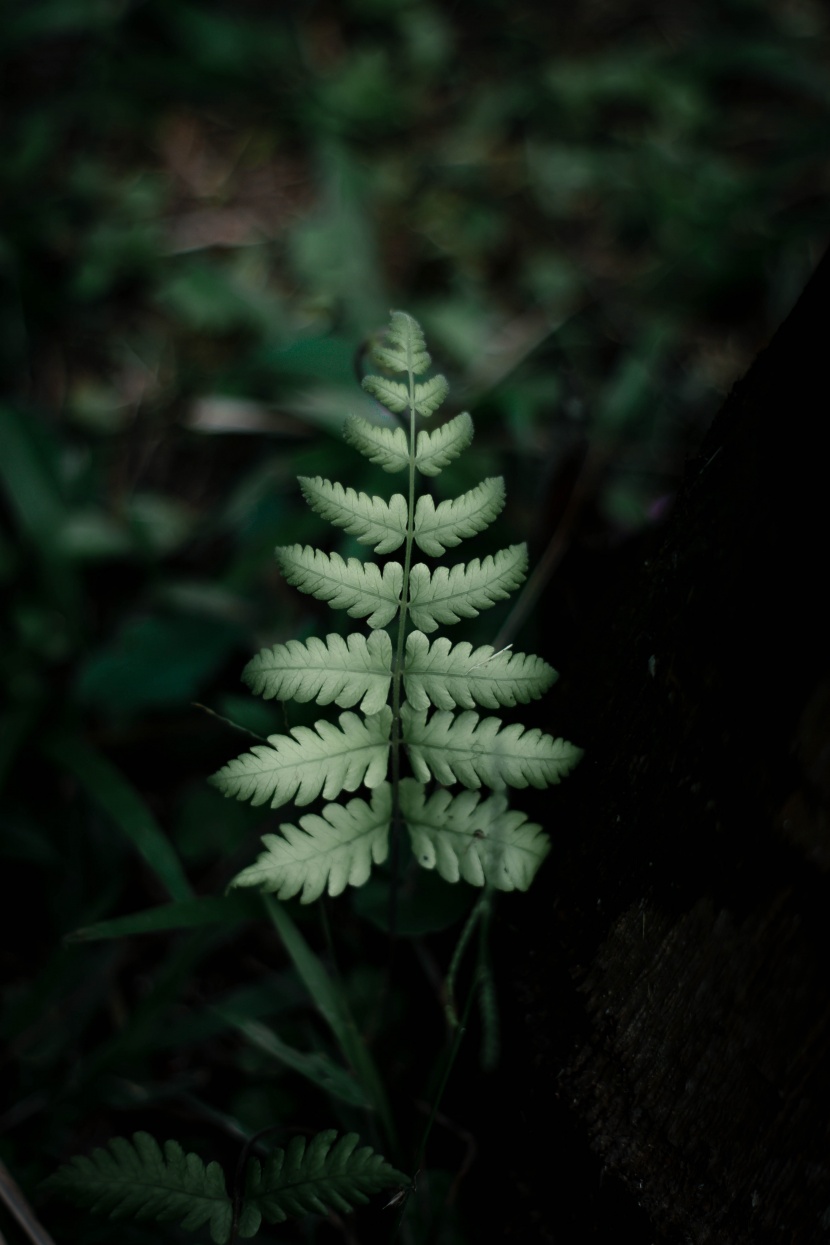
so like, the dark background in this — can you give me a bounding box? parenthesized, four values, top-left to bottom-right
(2, 1, 830, 1241)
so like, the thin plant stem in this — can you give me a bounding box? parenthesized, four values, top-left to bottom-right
(444, 891, 489, 1029)
(387, 342, 419, 936)
(390, 964, 481, 1242)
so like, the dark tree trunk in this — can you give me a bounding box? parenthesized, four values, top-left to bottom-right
(470, 248, 830, 1243)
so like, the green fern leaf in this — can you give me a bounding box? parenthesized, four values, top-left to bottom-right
(211, 708, 391, 809)
(361, 375, 410, 414)
(231, 784, 392, 903)
(407, 544, 528, 633)
(403, 631, 557, 710)
(243, 1130, 409, 1233)
(401, 704, 583, 790)
(299, 476, 408, 554)
(343, 414, 408, 473)
(369, 309, 431, 374)
(399, 779, 550, 891)
(243, 631, 393, 715)
(47, 1132, 233, 1244)
(414, 477, 506, 556)
(362, 373, 447, 419)
(414, 412, 473, 476)
(412, 374, 449, 417)
(276, 545, 403, 629)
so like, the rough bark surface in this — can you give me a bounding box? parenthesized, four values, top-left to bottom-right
(471, 248, 830, 1243)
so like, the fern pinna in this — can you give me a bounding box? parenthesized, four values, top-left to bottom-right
(213, 311, 582, 902)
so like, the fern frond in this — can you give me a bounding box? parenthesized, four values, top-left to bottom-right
(243, 631, 393, 715)
(401, 704, 583, 790)
(276, 545, 403, 629)
(231, 784, 392, 903)
(414, 412, 473, 476)
(46, 1132, 232, 1244)
(414, 477, 506, 556)
(299, 476, 408, 554)
(403, 631, 557, 710)
(343, 414, 408, 473)
(369, 309, 431, 374)
(48, 1130, 408, 1243)
(399, 779, 550, 891)
(211, 708, 391, 809)
(407, 544, 528, 633)
(243, 1130, 408, 1233)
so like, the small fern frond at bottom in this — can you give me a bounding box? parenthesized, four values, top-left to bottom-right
(46, 1132, 232, 1244)
(48, 1130, 408, 1243)
(243, 1129, 409, 1233)
(231, 783, 393, 903)
(399, 779, 550, 890)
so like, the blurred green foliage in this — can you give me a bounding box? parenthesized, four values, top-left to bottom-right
(1, 0, 829, 1240)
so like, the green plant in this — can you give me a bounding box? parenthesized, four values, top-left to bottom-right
(46, 311, 581, 1241)
(48, 1130, 407, 1243)
(214, 310, 581, 902)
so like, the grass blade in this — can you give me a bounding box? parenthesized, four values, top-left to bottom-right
(44, 731, 192, 902)
(66, 894, 263, 943)
(215, 1011, 370, 1109)
(262, 895, 397, 1154)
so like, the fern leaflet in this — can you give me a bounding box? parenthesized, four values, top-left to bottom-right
(243, 1130, 408, 1231)
(299, 476, 408, 554)
(414, 412, 474, 476)
(403, 630, 557, 710)
(367, 308, 431, 374)
(276, 545, 403, 628)
(232, 784, 392, 903)
(361, 375, 410, 414)
(211, 708, 391, 809)
(342, 413, 408, 473)
(399, 779, 550, 891)
(407, 544, 528, 632)
(362, 372, 450, 420)
(46, 1132, 232, 1244)
(401, 704, 583, 790)
(243, 631, 392, 715)
(414, 476, 506, 555)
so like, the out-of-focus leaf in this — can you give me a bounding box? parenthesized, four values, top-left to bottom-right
(76, 614, 243, 713)
(216, 1011, 370, 1108)
(66, 894, 262, 943)
(43, 732, 192, 902)
(263, 896, 396, 1151)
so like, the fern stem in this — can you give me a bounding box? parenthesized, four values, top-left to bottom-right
(192, 702, 267, 744)
(443, 891, 488, 1030)
(387, 346, 420, 933)
(475, 890, 500, 1070)
(391, 960, 480, 1242)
